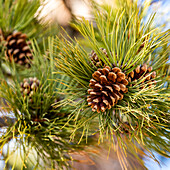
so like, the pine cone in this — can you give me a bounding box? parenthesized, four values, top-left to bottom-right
(127, 63, 156, 87)
(89, 48, 108, 67)
(20, 77, 40, 102)
(5, 31, 33, 68)
(87, 66, 129, 113)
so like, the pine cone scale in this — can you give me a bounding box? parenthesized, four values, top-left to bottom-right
(19, 53, 25, 59)
(113, 84, 120, 91)
(6, 35, 12, 41)
(100, 75, 108, 83)
(105, 86, 113, 92)
(101, 91, 108, 96)
(9, 39, 16, 46)
(94, 83, 102, 90)
(17, 39, 25, 45)
(22, 46, 30, 51)
(135, 65, 140, 73)
(13, 49, 19, 55)
(19, 33, 27, 39)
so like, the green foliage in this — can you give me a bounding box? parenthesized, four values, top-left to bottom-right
(0, 38, 80, 169)
(0, 1, 169, 169)
(53, 2, 170, 168)
(0, 0, 59, 77)
(0, 0, 40, 37)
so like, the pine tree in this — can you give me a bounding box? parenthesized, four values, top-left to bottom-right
(0, 0, 169, 169)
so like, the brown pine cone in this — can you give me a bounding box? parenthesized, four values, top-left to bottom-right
(89, 48, 108, 67)
(127, 63, 156, 87)
(5, 31, 33, 68)
(20, 77, 40, 102)
(87, 66, 129, 113)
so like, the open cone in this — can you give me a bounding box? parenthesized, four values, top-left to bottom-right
(127, 63, 156, 87)
(5, 31, 33, 68)
(87, 66, 128, 113)
(89, 48, 109, 68)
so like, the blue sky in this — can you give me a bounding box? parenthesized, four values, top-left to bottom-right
(142, 1, 170, 169)
(140, 0, 170, 30)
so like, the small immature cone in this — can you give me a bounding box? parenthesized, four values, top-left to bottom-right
(87, 66, 129, 113)
(89, 48, 109, 67)
(5, 31, 33, 68)
(127, 63, 156, 87)
(20, 77, 40, 102)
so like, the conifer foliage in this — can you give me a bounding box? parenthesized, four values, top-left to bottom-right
(0, 38, 78, 169)
(54, 1, 170, 168)
(0, 0, 169, 169)
(0, 0, 56, 76)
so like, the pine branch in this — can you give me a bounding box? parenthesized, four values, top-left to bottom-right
(0, 38, 82, 169)
(53, 1, 170, 168)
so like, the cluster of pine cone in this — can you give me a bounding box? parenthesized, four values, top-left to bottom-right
(20, 77, 65, 121)
(88, 49, 157, 113)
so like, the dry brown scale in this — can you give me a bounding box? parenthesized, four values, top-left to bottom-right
(127, 63, 156, 87)
(5, 31, 33, 68)
(137, 42, 145, 53)
(89, 48, 108, 67)
(20, 77, 40, 102)
(87, 66, 129, 113)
